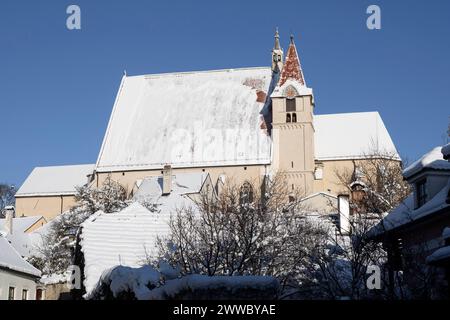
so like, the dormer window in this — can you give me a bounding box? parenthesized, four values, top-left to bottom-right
(286, 98, 296, 112)
(416, 179, 427, 208)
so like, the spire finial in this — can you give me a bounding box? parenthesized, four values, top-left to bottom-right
(290, 34, 295, 44)
(274, 27, 281, 50)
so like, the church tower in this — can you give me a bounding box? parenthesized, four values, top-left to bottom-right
(270, 34, 315, 197)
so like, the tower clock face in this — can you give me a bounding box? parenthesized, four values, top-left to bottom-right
(285, 85, 298, 99)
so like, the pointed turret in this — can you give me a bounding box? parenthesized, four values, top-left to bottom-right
(271, 28, 284, 73)
(278, 34, 306, 86)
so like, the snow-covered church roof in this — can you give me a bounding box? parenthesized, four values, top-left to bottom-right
(314, 112, 399, 161)
(16, 164, 95, 197)
(95, 67, 399, 172)
(96, 68, 273, 172)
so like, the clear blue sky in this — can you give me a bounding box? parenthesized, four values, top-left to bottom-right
(0, 0, 449, 187)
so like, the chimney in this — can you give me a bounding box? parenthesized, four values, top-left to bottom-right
(3, 206, 15, 235)
(338, 195, 350, 234)
(162, 165, 172, 195)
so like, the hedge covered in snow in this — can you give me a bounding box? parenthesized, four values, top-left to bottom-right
(88, 265, 279, 300)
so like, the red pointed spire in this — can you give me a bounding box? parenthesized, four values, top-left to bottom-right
(278, 35, 305, 87)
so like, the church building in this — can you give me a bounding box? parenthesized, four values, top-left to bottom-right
(15, 31, 400, 220)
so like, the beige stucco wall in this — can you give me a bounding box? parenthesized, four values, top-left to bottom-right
(313, 159, 358, 196)
(0, 269, 38, 300)
(15, 195, 77, 221)
(95, 164, 270, 196)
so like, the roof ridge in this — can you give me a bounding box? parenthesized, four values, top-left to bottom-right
(125, 66, 271, 79)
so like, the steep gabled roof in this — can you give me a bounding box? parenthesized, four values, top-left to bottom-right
(278, 37, 306, 87)
(403, 146, 450, 179)
(0, 236, 41, 277)
(96, 68, 273, 172)
(314, 112, 400, 160)
(16, 164, 94, 197)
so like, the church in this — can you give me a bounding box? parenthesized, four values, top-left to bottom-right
(14, 31, 400, 220)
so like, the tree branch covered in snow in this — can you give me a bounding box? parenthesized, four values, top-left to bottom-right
(29, 175, 128, 275)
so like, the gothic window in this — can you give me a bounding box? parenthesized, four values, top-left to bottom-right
(286, 113, 291, 123)
(292, 113, 297, 123)
(240, 182, 254, 205)
(286, 98, 296, 112)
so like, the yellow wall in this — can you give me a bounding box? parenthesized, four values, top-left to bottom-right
(15, 195, 77, 221)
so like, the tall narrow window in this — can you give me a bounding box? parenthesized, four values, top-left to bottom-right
(416, 179, 427, 208)
(22, 289, 28, 300)
(292, 113, 297, 123)
(286, 113, 291, 123)
(8, 287, 15, 300)
(286, 98, 296, 112)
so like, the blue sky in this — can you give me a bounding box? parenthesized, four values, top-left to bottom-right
(0, 0, 449, 187)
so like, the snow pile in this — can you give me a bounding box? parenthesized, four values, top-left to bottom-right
(403, 146, 450, 179)
(88, 265, 279, 300)
(40, 273, 69, 285)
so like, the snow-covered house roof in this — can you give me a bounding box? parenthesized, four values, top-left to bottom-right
(380, 179, 450, 232)
(314, 112, 399, 161)
(95, 68, 273, 172)
(403, 146, 450, 179)
(16, 164, 95, 197)
(0, 236, 41, 277)
(81, 173, 206, 295)
(0, 216, 46, 257)
(81, 198, 197, 295)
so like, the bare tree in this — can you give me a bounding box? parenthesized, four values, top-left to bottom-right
(0, 183, 15, 216)
(157, 173, 335, 297)
(334, 147, 410, 215)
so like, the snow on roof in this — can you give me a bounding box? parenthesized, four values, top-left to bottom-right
(427, 246, 450, 264)
(381, 179, 450, 231)
(0, 236, 41, 277)
(16, 164, 95, 197)
(95, 68, 273, 172)
(442, 143, 450, 160)
(314, 112, 400, 161)
(442, 227, 450, 240)
(81, 196, 197, 295)
(403, 146, 450, 179)
(134, 172, 209, 201)
(0, 216, 46, 257)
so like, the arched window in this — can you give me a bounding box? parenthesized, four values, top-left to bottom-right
(286, 113, 291, 123)
(286, 99, 296, 112)
(240, 182, 254, 205)
(292, 113, 297, 123)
